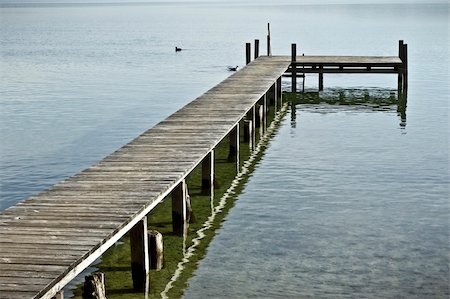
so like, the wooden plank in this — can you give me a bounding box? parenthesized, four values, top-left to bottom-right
(0, 56, 293, 299)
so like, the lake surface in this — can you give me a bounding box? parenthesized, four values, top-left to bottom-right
(1, 1, 448, 298)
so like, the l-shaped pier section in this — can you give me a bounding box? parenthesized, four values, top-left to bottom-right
(0, 40, 407, 299)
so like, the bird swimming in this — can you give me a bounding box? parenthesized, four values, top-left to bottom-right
(227, 66, 238, 71)
(175, 47, 182, 52)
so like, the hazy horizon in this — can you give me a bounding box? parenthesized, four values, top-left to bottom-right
(0, 0, 448, 4)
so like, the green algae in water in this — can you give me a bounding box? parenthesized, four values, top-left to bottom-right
(70, 103, 287, 299)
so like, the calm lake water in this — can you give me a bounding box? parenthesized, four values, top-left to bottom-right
(1, 1, 448, 298)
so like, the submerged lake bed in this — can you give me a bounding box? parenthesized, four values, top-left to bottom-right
(1, 1, 448, 298)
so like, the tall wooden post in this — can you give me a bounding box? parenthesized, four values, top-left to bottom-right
(318, 65, 324, 91)
(267, 23, 271, 56)
(398, 40, 404, 93)
(246, 43, 251, 65)
(254, 39, 260, 59)
(130, 217, 149, 291)
(403, 43, 408, 92)
(201, 151, 214, 194)
(291, 43, 297, 93)
(172, 180, 187, 236)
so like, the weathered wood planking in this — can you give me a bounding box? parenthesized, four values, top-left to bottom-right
(0, 56, 291, 299)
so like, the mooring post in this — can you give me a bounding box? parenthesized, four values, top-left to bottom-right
(246, 42, 251, 65)
(403, 43, 408, 92)
(254, 39, 260, 59)
(148, 230, 164, 271)
(398, 40, 404, 94)
(291, 43, 297, 93)
(201, 151, 214, 194)
(129, 217, 149, 292)
(82, 272, 107, 299)
(172, 180, 187, 236)
(318, 65, 324, 91)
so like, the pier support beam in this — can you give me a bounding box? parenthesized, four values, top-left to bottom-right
(254, 39, 259, 59)
(246, 106, 256, 150)
(52, 291, 64, 299)
(262, 94, 267, 131)
(318, 65, 324, 91)
(243, 120, 252, 143)
(130, 217, 149, 292)
(172, 180, 187, 236)
(148, 230, 164, 271)
(291, 43, 297, 93)
(82, 272, 106, 299)
(201, 151, 214, 194)
(228, 124, 240, 172)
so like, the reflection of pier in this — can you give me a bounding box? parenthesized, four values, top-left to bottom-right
(288, 89, 407, 130)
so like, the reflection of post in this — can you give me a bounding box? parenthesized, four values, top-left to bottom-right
(290, 102, 296, 128)
(398, 40, 404, 95)
(397, 92, 407, 129)
(172, 180, 187, 236)
(130, 217, 150, 292)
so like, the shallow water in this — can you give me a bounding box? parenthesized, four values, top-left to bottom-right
(1, 1, 448, 298)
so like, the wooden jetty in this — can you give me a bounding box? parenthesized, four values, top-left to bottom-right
(0, 40, 407, 299)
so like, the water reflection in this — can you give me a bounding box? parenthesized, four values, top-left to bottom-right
(287, 88, 407, 131)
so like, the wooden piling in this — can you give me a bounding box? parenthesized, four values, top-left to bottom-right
(82, 272, 106, 299)
(148, 230, 164, 270)
(201, 151, 214, 194)
(277, 76, 282, 99)
(52, 291, 64, 299)
(267, 23, 271, 56)
(318, 65, 324, 91)
(246, 43, 251, 65)
(172, 180, 187, 236)
(262, 94, 267, 131)
(254, 39, 260, 59)
(398, 40, 404, 93)
(243, 120, 252, 143)
(130, 217, 149, 291)
(291, 44, 297, 93)
(228, 125, 240, 172)
(403, 43, 408, 92)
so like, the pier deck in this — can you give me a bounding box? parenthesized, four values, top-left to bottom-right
(0, 43, 407, 298)
(0, 56, 289, 299)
